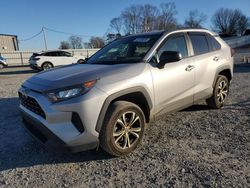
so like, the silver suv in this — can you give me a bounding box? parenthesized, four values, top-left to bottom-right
(19, 29, 234, 156)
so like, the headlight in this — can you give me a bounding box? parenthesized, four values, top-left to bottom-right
(46, 80, 97, 102)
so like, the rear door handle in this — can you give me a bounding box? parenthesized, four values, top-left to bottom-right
(185, 65, 195, 71)
(213, 56, 219, 61)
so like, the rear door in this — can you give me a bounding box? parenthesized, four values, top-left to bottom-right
(57, 51, 72, 65)
(62, 51, 76, 64)
(188, 32, 222, 101)
(44, 51, 62, 66)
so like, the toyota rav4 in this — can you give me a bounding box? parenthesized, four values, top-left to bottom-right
(19, 29, 234, 156)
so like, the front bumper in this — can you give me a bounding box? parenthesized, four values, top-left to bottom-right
(18, 86, 107, 153)
(21, 110, 98, 152)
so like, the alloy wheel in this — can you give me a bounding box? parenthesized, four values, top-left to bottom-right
(43, 63, 52, 70)
(217, 80, 228, 103)
(113, 111, 142, 150)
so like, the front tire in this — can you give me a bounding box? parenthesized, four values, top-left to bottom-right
(100, 101, 145, 157)
(206, 75, 229, 109)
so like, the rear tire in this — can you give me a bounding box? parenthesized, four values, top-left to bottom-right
(100, 101, 145, 157)
(77, 59, 85, 64)
(42, 62, 53, 71)
(206, 75, 229, 109)
(0, 63, 4, 69)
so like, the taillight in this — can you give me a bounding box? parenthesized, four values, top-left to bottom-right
(231, 48, 235, 57)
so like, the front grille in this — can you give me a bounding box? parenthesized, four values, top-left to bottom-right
(19, 92, 46, 119)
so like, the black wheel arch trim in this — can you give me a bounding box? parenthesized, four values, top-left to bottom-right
(95, 86, 153, 133)
(212, 65, 233, 87)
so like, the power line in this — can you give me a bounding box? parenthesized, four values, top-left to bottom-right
(43, 27, 93, 38)
(18, 30, 43, 41)
(17, 27, 95, 50)
(18, 27, 94, 42)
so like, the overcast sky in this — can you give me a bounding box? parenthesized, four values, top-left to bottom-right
(1, 0, 250, 50)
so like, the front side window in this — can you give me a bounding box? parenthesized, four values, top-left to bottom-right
(158, 35, 188, 58)
(87, 33, 162, 65)
(189, 34, 209, 55)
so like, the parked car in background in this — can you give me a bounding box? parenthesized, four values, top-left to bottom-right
(29, 50, 85, 71)
(0, 55, 8, 69)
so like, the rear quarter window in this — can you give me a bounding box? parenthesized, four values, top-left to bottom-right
(206, 35, 221, 51)
(189, 34, 209, 55)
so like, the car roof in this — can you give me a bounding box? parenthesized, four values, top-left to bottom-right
(40, 50, 71, 53)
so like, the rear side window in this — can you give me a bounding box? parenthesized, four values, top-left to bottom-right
(44, 52, 58, 56)
(206, 35, 221, 51)
(189, 34, 209, 55)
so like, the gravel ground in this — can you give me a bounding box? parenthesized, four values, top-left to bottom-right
(0, 60, 249, 187)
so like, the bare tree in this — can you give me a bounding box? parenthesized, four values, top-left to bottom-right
(59, 41, 70, 49)
(157, 2, 178, 30)
(184, 10, 207, 28)
(212, 8, 249, 36)
(238, 15, 249, 36)
(89, 37, 105, 48)
(141, 4, 159, 32)
(110, 17, 123, 34)
(121, 5, 143, 34)
(68, 35, 83, 49)
(109, 2, 179, 34)
(106, 33, 121, 43)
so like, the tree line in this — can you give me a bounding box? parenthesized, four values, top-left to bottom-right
(59, 2, 249, 49)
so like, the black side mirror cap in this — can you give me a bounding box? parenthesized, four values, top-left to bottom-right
(157, 51, 182, 69)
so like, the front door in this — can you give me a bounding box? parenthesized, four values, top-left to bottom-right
(149, 34, 195, 115)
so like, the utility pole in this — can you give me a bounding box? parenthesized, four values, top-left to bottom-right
(42, 27, 48, 50)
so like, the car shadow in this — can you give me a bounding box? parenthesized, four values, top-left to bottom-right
(0, 68, 38, 75)
(182, 104, 212, 112)
(0, 97, 113, 172)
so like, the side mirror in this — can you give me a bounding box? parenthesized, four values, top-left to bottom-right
(157, 51, 182, 69)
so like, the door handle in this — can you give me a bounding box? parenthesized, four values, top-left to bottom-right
(213, 56, 219, 61)
(185, 65, 195, 71)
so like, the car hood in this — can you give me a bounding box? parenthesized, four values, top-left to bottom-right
(23, 63, 144, 92)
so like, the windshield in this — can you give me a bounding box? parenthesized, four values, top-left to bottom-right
(87, 33, 162, 65)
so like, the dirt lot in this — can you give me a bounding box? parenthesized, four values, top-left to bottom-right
(0, 60, 249, 187)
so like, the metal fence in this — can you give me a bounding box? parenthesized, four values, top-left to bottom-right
(1, 35, 250, 66)
(0, 49, 100, 66)
(224, 35, 250, 48)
